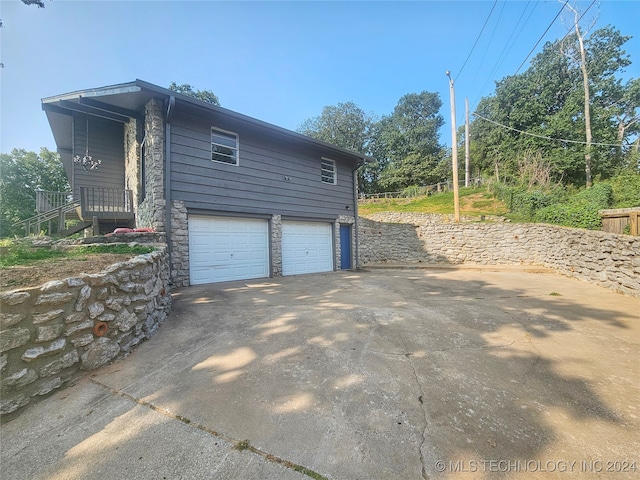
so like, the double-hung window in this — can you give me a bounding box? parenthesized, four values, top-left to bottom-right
(211, 127, 239, 165)
(321, 158, 337, 185)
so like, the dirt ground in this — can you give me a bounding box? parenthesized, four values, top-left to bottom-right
(0, 254, 140, 292)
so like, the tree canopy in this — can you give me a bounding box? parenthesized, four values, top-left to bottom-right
(168, 82, 220, 106)
(470, 25, 638, 185)
(0, 148, 69, 236)
(299, 92, 445, 193)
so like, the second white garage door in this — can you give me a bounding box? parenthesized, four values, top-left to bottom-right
(189, 216, 269, 285)
(282, 221, 333, 276)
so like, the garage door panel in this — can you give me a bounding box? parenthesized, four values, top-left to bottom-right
(189, 216, 269, 284)
(282, 222, 333, 276)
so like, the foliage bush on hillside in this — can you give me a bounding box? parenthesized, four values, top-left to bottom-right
(491, 182, 566, 219)
(534, 183, 613, 230)
(607, 174, 640, 208)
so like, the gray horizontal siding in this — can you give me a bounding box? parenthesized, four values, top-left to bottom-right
(72, 114, 125, 197)
(169, 111, 357, 218)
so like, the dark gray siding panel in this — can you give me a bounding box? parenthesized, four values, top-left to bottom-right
(72, 114, 125, 197)
(169, 111, 357, 218)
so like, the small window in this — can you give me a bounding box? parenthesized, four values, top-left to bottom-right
(211, 127, 239, 165)
(321, 158, 336, 185)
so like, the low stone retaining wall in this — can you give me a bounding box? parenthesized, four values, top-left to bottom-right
(359, 213, 639, 297)
(0, 246, 171, 417)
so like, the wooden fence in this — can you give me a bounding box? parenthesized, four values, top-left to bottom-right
(600, 208, 639, 236)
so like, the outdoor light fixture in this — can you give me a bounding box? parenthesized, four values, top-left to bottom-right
(73, 117, 101, 171)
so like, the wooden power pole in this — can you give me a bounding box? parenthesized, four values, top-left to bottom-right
(465, 98, 470, 188)
(446, 71, 460, 222)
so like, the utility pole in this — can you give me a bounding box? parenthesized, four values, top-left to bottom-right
(446, 71, 460, 222)
(465, 98, 470, 188)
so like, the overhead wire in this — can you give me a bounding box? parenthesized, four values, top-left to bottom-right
(513, 0, 569, 76)
(469, 0, 508, 88)
(473, 113, 629, 148)
(454, 0, 498, 82)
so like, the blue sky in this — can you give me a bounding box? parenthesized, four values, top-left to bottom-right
(1, 0, 638, 154)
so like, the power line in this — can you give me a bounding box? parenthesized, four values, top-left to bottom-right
(513, 1, 568, 76)
(473, 113, 629, 148)
(556, 0, 598, 46)
(455, 0, 498, 82)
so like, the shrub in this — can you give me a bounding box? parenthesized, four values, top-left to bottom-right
(608, 174, 640, 208)
(491, 183, 565, 219)
(534, 183, 612, 230)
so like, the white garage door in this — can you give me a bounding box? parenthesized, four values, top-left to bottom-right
(282, 221, 333, 276)
(189, 216, 269, 285)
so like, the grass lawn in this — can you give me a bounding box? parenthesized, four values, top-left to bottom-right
(0, 242, 154, 268)
(358, 187, 509, 216)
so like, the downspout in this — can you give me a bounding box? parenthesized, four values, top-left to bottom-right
(164, 96, 175, 274)
(352, 158, 366, 270)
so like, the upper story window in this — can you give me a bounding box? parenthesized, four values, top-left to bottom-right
(321, 158, 336, 185)
(211, 127, 239, 165)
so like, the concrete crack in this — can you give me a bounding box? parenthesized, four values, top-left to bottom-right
(398, 336, 431, 480)
(89, 378, 328, 480)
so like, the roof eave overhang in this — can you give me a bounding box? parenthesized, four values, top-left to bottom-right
(42, 79, 372, 166)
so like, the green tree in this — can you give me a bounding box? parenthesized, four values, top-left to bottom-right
(471, 26, 636, 185)
(298, 101, 378, 192)
(298, 101, 373, 153)
(0, 148, 69, 237)
(168, 82, 220, 106)
(375, 91, 445, 190)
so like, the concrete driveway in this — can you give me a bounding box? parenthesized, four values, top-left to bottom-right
(2, 268, 639, 480)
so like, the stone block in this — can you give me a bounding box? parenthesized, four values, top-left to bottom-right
(36, 324, 64, 343)
(0, 313, 25, 328)
(32, 310, 65, 325)
(39, 350, 79, 377)
(40, 280, 66, 292)
(21, 338, 66, 362)
(75, 285, 92, 311)
(114, 310, 138, 332)
(105, 297, 124, 311)
(1, 291, 30, 306)
(81, 337, 120, 370)
(97, 288, 109, 300)
(71, 334, 93, 347)
(0, 393, 29, 415)
(97, 313, 115, 322)
(121, 333, 145, 352)
(0, 327, 31, 353)
(65, 320, 93, 336)
(36, 292, 74, 306)
(2, 368, 38, 388)
(65, 312, 86, 324)
(88, 302, 105, 319)
(66, 277, 86, 287)
(34, 377, 62, 396)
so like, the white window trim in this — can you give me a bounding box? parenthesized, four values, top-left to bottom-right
(211, 126, 239, 166)
(321, 157, 337, 185)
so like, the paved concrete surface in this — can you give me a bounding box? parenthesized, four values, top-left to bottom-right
(2, 268, 639, 479)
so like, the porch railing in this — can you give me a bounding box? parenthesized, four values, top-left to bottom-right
(79, 187, 134, 220)
(36, 190, 73, 213)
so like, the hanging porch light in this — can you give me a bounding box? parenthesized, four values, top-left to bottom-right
(73, 117, 102, 170)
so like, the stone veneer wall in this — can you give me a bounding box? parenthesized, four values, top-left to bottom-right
(137, 99, 166, 233)
(359, 212, 639, 298)
(271, 215, 282, 277)
(0, 246, 171, 417)
(124, 118, 142, 210)
(170, 200, 190, 287)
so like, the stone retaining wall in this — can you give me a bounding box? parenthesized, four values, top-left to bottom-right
(0, 246, 172, 417)
(359, 213, 639, 298)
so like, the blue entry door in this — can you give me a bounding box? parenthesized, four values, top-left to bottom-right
(340, 225, 352, 269)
